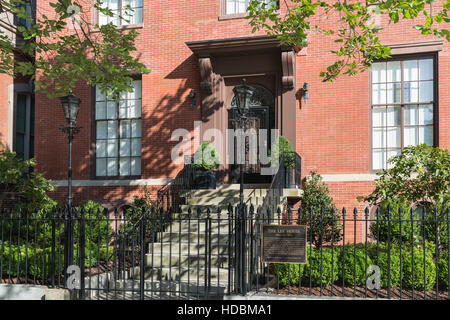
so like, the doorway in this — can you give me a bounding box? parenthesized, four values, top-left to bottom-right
(228, 84, 275, 184)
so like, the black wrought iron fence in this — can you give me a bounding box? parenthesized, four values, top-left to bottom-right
(0, 204, 449, 300)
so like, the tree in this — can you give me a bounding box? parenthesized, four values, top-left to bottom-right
(300, 171, 343, 248)
(0, 0, 149, 99)
(360, 144, 450, 248)
(247, 0, 450, 81)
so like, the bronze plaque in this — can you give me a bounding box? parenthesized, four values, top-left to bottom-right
(261, 224, 307, 264)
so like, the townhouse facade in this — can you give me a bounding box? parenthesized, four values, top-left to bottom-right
(3, 1, 449, 231)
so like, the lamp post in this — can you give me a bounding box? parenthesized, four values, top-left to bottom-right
(232, 79, 255, 208)
(59, 90, 81, 289)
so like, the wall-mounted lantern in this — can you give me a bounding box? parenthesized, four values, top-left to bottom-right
(302, 82, 309, 102)
(189, 89, 197, 109)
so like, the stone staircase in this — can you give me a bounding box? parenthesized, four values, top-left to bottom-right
(109, 184, 302, 299)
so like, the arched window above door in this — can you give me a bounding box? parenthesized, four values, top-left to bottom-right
(230, 85, 274, 109)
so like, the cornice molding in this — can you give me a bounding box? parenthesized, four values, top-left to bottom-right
(386, 40, 444, 55)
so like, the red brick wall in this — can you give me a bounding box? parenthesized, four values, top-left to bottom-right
(33, 1, 450, 216)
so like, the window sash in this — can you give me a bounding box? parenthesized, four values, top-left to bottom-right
(371, 57, 435, 170)
(95, 80, 142, 177)
(98, 0, 143, 26)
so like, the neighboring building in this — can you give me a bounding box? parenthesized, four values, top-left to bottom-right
(26, 1, 449, 241)
(0, 1, 35, 159)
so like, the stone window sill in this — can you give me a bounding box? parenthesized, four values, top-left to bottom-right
(90, 23, 144, 33)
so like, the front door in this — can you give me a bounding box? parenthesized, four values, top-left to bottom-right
(228, 85, 275, 184)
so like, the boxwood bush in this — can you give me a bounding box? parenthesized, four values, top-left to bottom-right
(274, 246, 341, 286)
(402, 250, 436, 290)
(437, 251, 449, 289)
(339, 245, 373, 286)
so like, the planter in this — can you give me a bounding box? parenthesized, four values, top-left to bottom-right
(284, 167, 296, 188)
(192, 170, 216, 189)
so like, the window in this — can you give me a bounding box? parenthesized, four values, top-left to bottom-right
(98, 0, 143, 26)
(371, 57, 435, 170)
(15, 0, 33, 27)
(95, 80, 142, 177)
(15, 93, 34, 160)
(225, 0, 278, 15)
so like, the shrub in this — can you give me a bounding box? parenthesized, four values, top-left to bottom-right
(339, 245, 373, 286)
(360, 144, 450, 248)
(437, 251, 449, 289)
(402, 250, 436, 290)
(273, 263, 301, 287)
(300, 171, 342, 248)
(270, 136, 295, 168)
(302, 247, 340, 286)
(0, 243, 64, 279)
(369, 201, 421, 244)
(376, 251, 402, 288)
(274, 246, 341, 287)
(192, 142, 220, 171)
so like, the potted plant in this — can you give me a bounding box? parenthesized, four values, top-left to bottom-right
(271, 136, 296, 188)
(191, 142, 220, 189)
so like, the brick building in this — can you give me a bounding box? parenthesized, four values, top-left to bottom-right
(4, 1, 449, 238)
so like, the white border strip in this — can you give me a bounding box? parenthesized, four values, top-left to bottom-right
(53, 178, 173, 187)
(319, 174, 378, 182)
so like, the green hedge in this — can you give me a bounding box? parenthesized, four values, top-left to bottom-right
(438, 252, 449, 289)
(274, 244, 445, 290)
(402, 250, 436, 290)
(340, 245, 373, 286)
(274, 246, 341, 286)
(0, 244, 64, 279)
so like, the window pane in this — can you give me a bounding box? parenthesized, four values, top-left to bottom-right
(96, 158, 107, 176)
(97, 121, 108, 139)
(387, 61, 401, 82)
(419, 80, 433, 102)
(387, 106, 401, 126)
(107, 139, 118, 157)
(96, 87, 106, 101)
(131, 138, 141, 156)
(418, 104, 433, 125)
(387, 149, 400, 168)
(96, 102, 107, 120)
(120, 120, 131, 138)
(419, 126, 433, 145)
(404, 127, 418, 147)
(373, 150, 385, 170)
(107, 102, 116, 119)
(419, 59, 433, 81)
(107, 158, 118, 176)
(108, 121, 118, 138)
(96, 140, 107, 157)
(387, 83, 401, 103)
(404, 82, 419, 103)
(404, 60, 418, 81)
(372, 128, 384, 148)
(387, 127, 401, 148)
(131, 120, 142, 137)
(372, 107, 385, 127)
(120, 158, 131, 176)
(226, 0, 236, 14)
(120, 139, 131, 156)
(372, 63, 386, 83)
(404, 105, 418, 125)
(372, 83, 386, 104)
(131, 157, 141, 175)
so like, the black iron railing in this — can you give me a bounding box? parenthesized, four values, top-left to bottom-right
(0, 205, 449, 300)
(261, 151, 302, 215)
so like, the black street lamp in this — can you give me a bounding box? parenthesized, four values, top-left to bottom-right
(60, 90, 81, 208)
(59, 90, 81, 290)
(232, 79, 255, 208)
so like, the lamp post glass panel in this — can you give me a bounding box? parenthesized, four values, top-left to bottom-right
(232, 79, 255, 207)
(59, 90, 81, 289)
